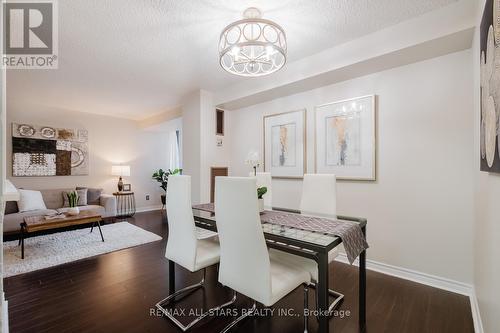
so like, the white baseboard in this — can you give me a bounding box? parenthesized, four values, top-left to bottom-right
(334, 253, 483, 333)
(135, 205, 162, 213)
(469, 288, 484, 333)
(335, 253, 473, 295)
(112, 206, 162, 220)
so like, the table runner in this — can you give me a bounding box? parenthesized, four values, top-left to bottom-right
(192, 203, 368, 264)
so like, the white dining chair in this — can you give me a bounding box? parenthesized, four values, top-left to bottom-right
(271, 173, 344, 315)
(301, 173, 344, 312)
(155, 175, 235, 331)
(300, 173, 337, 218)
(215, 176, 311, 333)
(249, 171, 273, 209)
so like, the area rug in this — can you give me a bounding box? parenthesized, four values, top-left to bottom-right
(3, 222, 162, 277)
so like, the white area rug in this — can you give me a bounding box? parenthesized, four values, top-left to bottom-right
(3, 222, 162, 277)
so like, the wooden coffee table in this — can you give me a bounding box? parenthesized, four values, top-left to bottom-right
(20, 210, 104, 259)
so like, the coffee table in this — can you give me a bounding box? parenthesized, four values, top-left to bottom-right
(20, 210, 104, 259)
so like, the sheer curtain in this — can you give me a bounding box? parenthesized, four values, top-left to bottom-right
(169, 129, 181, 170)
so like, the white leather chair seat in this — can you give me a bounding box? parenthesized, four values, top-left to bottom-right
(270, 249, 317, 282)
(267, 258, 310, 306)
(269, 247, 339, 283)
(193, 238, 220, 271)
(195, 227, 218, 240)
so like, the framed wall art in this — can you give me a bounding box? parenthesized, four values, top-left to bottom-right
(480, 0, 500, 173)
(12, 123, 89, 177)
(315, 95, 376, 180)
(263, 109, 306, 178)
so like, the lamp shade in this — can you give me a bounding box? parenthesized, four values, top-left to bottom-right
(111, 165, 130, 177)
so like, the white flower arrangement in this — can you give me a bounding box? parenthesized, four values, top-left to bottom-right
(245, 151, 261, 175)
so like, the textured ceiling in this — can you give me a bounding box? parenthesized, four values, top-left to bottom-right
(7, 0, 457, 119)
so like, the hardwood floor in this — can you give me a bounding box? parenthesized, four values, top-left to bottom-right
(4, 210, 474, 333)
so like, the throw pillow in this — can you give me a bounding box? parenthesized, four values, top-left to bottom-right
(62, 189, 88, 207)
(17, 189, 47, 212)
(76, 187, 103, 205)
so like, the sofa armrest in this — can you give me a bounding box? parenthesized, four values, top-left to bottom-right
(100, 194, 116, 217)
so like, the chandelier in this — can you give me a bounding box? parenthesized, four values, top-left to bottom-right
(219, 7, 287, 77)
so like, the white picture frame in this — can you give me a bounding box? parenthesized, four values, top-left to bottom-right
(263, 109, 306, 178)
(315, 95, 376, 180)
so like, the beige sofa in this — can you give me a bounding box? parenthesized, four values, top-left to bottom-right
(3, 188, 116, 234)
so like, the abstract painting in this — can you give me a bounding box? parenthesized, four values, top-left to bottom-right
(271, 123, 296, 167)
(325, 114, 361, 167)
(12, 123, 89, 176)
(315, 95, 376, 180)
(480, 0, 500, 173)
(264, 110, 305, 178)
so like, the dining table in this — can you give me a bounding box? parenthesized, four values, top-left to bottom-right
(168, 206, 367, 333)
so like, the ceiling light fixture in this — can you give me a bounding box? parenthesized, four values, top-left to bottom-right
(219, 7, 287, 77)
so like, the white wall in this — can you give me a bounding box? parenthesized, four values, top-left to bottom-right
(6, 105, 169, 211)
(182, 91, 202, 203)
(229, 50, 475, 284)
(182, 90, 232, 203)
(199, 91, 232, 203)
(473, 0, 500, 331)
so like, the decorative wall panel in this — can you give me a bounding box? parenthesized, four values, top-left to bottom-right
(12, 123, 89, 176)
(480, 0, 500, 173)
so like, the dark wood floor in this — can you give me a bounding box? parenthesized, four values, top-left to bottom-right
(4, 210, 474, 333)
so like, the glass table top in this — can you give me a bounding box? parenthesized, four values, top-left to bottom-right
(192, 208, 340, 247)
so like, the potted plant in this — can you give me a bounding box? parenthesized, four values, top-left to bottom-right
(66, 191, 80, 215)
(152, 168, 182, 205)
(257, 186, 267, 212)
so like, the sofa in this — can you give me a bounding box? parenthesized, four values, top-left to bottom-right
(3, 188, 117, 234)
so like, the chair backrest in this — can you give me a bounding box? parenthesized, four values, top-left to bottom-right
(215, 177, 272, 305)
(248, 172, 273, 209)
(165, 175, 198, 272)
(300, 173, 337, 217)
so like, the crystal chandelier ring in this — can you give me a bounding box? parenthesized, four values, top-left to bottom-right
(219, 8, 287, 77)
